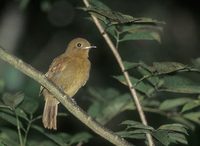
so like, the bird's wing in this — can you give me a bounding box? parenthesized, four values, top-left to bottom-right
(40, 55, 69, 94)
(46, 55, 69, 79)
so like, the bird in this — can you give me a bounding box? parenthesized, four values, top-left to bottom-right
(41, 38, 96, 130)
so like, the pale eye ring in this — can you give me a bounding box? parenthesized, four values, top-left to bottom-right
(76, 42, 82, 48)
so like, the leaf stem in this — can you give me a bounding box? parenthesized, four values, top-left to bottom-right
(31, 115, 42, 123)
(82, 0, 155, 146)
(15, 111, 24, 146)
(115, 30, 120, 49)
(23, 114, 33, 146)
(31, 113, 68, 123)
(0, 105, 13, 110)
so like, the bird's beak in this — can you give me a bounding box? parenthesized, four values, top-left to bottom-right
(84, 46, 97, 50)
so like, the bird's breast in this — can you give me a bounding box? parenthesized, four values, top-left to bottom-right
(55, 57, 91, 97)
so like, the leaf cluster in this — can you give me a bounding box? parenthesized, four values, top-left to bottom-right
(117, 120, 188, 146)
(82, 0, 200, 145)
(0, 88, 91, 146)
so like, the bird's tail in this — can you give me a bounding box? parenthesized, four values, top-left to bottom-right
(42, 97, 58, 130)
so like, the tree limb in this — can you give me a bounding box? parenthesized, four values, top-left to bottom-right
(0, 48, 133, 146)
(82, 0, 154, 146)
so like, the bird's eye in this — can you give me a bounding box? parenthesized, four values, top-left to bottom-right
(76, 43, 82, 48)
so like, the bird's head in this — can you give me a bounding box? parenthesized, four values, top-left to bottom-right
(65, 38, 96, 58)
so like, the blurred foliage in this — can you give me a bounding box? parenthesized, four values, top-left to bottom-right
(0, 90, 91, 146)
(82, 2, 164, 43)
(0, 0, 200, 146)
(116, 121, 188, 146)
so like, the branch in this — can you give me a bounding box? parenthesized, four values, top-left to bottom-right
(82, 0, 154, 146)
(0, 48, 133, 146)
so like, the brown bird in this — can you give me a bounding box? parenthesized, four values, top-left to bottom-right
(41, 38, 96, 130)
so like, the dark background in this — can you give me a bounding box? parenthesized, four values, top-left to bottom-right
(0, 0, 200, 146)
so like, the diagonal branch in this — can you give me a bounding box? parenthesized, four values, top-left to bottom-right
(0, 48, 133, 146)
(82, 0, 154, 146)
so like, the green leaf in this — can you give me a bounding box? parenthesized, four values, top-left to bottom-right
(101, 87, 121, 98)
(168, 132, 188, 145)
(103, 24, 117, 39)
(87, 101, 101, 118)
(31, 125, 71, 145)
(19, 97, 39, 114)
(120, 31, 161, 42)
(85, 7, 139, 25)
(87, 10, 109, 24)
(0, 79, 4, 93)
(121, 120, 154, 131)
(142, 99, 161, 107)
(158, 124, 188, 135)
(88, 92, 131, 124)
(181, 100, 200, 113)
(2, 92, 24, 108)
(159, 98, 192, 110)
(160, 75, 200, 94)
(119, 23, 163, 34)
(113, 75, 155, 97)
(123, 61, 139, 70)
(171, 116, 195, 130)
(152, 130, 170, 146)
(0, 127, 19, 146)
(69, 132, 92, 145)
(0, 108, 13, 115)
(152, 62, 187, 74)
(137, 65, 162, 87)
(15, 108, 28, 121)
(0, 112, 23, 128)
(27, 140, 55, 146)
(116, 130, 147, 140)
(87, 87, 134, 124)
(153, 129, 188, 146)
(113, 75, 127, 85)
(98, 94, 131, 123)
(183, 112, 200, 124)
(32, 125, 91, 145)
(89, 0, 110, 10)
(87, 87, 105, 100)
(131, 17, 165, 24)
(118, 24, 163, 43)
(88, 87, 120, 100)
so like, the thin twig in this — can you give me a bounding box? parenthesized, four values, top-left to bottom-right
(15, 111, 24, 146)
(0, 105, 13, 110)
(23, 114, 33, 146)
(31, 113, 68, 123)
(23, 121, 31, 146)
(82, 0, 154, 145)
(115, 30, 120, 49)
(0, 48, 133, 146)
